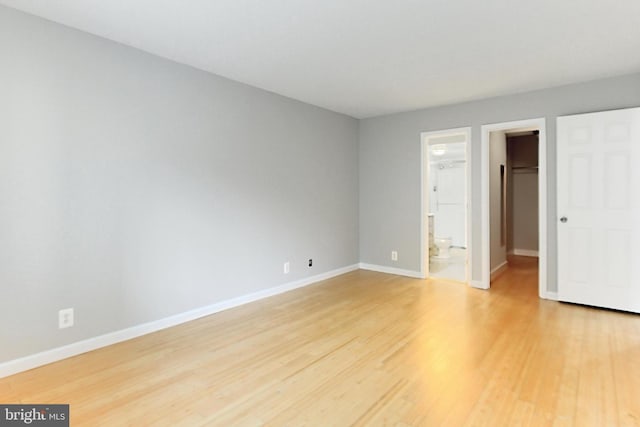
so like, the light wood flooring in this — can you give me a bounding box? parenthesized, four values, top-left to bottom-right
(1, 256, 639, 426)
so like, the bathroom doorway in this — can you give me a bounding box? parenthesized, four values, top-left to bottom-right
(421, 128, 471, 283)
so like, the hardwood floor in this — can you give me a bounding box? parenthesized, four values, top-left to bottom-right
(2, 257, 639, 426)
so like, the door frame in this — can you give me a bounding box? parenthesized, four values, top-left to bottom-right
(480, 118, 550, 299)
(420, 127, 472, 283)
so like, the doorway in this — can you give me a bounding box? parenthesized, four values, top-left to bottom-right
(421, 127, 471, 283)
(480, 118, 548, 298)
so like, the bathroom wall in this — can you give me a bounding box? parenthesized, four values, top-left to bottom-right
(429, 142, 466, 247)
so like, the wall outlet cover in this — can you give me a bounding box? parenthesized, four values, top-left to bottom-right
(58, 308, 74, 329)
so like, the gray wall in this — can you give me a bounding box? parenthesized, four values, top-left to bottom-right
(0, 6, 359, 363)
(489, 132, 507, 271)
(360, 72, 640, 289)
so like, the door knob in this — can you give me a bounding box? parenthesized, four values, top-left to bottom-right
(560, 216, 568, 223)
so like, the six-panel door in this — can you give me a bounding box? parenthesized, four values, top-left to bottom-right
(557, 107, 640, 312)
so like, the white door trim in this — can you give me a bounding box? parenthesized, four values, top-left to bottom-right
(420, 127, 472, 284)
(480, 118, 549, 299)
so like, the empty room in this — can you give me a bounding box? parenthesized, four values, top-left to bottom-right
(1, 1, 640, 426)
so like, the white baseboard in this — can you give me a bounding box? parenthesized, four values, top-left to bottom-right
(490, 260, 509, 280)
(470, 280, 488, 289)
(512, 249, 539, 257)
(0, 264, 359, 379)
(358, 263, 424, 279)
(541, 291, 558, 301)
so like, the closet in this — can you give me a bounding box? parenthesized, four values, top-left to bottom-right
(506, 132, 539, 258)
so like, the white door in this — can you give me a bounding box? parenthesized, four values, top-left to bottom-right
(557, 107, 640, 312)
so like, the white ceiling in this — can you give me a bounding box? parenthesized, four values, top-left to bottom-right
(2, 0, 640, 118)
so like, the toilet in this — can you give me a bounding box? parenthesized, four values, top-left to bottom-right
(434, 237, 452, 259)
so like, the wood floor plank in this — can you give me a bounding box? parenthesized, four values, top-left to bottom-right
(1, 256, 639, 426)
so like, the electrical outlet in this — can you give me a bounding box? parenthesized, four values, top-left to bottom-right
(58, 308, 74, 329)
(284, 262, 290, 274)
(308, 259, 313, 267)
(391, 251, 398, 261)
